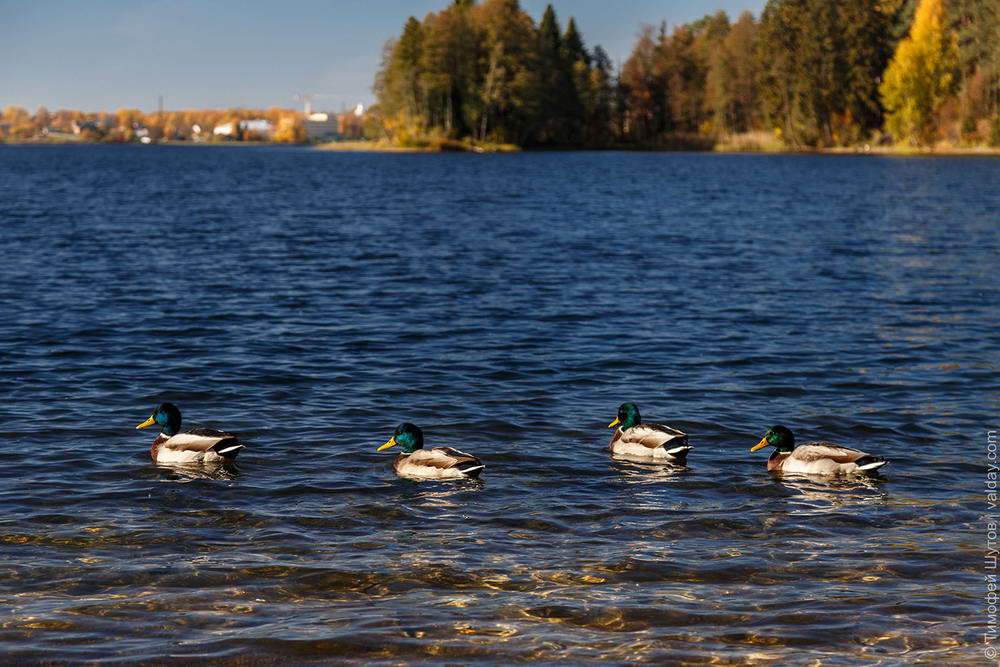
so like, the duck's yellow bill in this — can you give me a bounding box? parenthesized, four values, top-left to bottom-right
(136, 416, 156, 430)
(377, 436, 397, 452)
(750, 437, 768, 452)
(608, 417, 621, 428)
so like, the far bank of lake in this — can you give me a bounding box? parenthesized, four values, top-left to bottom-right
(6, 136, 1000, 156)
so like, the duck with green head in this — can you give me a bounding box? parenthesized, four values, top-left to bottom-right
(607, 402, 691, 463)
(136, 402, 244, 464)
(377, 423, 484, 480)
(751, 425, 887, 475)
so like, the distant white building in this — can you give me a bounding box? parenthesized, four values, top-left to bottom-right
(211, 119, 273, 139)
(241, 119, 273, 138)
(304, 112, 340, 142)
(213, 122, 236, 137)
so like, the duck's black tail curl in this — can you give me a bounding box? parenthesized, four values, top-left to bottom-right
(854, 455, 887, 471)
(667, 445, 693, 462)
(211, 438, 244, 460)
(455, 460, 485, 478)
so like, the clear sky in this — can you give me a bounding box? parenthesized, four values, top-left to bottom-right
(2, 0, 766, 114)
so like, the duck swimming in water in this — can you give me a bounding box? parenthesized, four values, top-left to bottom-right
(136, 402, 244, 464)
(377, 423, 484, 480)
(607, 402, 692, 463)
(751, 425, 887, 475)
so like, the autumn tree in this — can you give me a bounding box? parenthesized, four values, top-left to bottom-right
(273, 115, 305, 143)
(617, 12, 736, 144)
(115, 108, 143, 141)
(950, 0, 1000, 143)
(3, 106, 29, 124)
(706, 11, 759, 134)
(880, 0, 959, 145)
(468, 0, 540, 143)
(674, 11, 730, 134)
(373, 0, 616, 147)
(3, 106, 33, 139)
(758, 0, 892, 146)
(619, 26, 665, 142)
(659, 22, 703, 133)
(33, 106, 52, 131)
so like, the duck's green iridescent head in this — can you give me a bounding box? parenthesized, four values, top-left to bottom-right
(608, 402, 641, 430)
(378, 423, 424, 454)
(136, 402, 182, 436)
(751, 425, 795, 453)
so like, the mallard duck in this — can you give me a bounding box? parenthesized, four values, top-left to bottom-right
(377, 423, 484, 480)
(751, 425, 887, 475)
(136, 402, 244, 464)
(608, 402, 692, 463)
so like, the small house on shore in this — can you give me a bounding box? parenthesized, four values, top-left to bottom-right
(304, 112, 340, 142)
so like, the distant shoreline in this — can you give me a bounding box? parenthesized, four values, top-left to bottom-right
(315, 140, 442, 153)
(320, 141, 1000, 156)
(4, 138, 1000, 156)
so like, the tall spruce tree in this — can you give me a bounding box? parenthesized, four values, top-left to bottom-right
(560, 17, 589, 142)
(585, 44, 616, 145)
(536, 5, 575, 144)
(836, 0, 893, 141)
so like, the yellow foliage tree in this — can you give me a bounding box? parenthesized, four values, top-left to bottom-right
(879, 0, 958, 145)
(273, 115, 305, 143)
(3, 106, 30, 125)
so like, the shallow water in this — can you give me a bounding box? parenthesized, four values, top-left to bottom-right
(0, 145, 996, 664)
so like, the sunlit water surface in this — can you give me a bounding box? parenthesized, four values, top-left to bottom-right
(0, 145, 996, 664)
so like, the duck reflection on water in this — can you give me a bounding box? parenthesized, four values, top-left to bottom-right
(765, 473, 889, 515)
(152, 461, 241, 482)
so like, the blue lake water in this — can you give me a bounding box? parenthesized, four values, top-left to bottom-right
(0, 144, 996, 664)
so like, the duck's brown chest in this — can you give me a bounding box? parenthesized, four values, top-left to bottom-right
(767, 451, 790, 471)
(150, 434, 168, 462)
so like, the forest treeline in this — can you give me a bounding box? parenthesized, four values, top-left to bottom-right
(372, 0, 1000, 149)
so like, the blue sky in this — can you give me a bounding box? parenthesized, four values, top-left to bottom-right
(2, 0, 766, 113)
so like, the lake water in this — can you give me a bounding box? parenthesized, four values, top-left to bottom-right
(0, 145, 996, 664)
